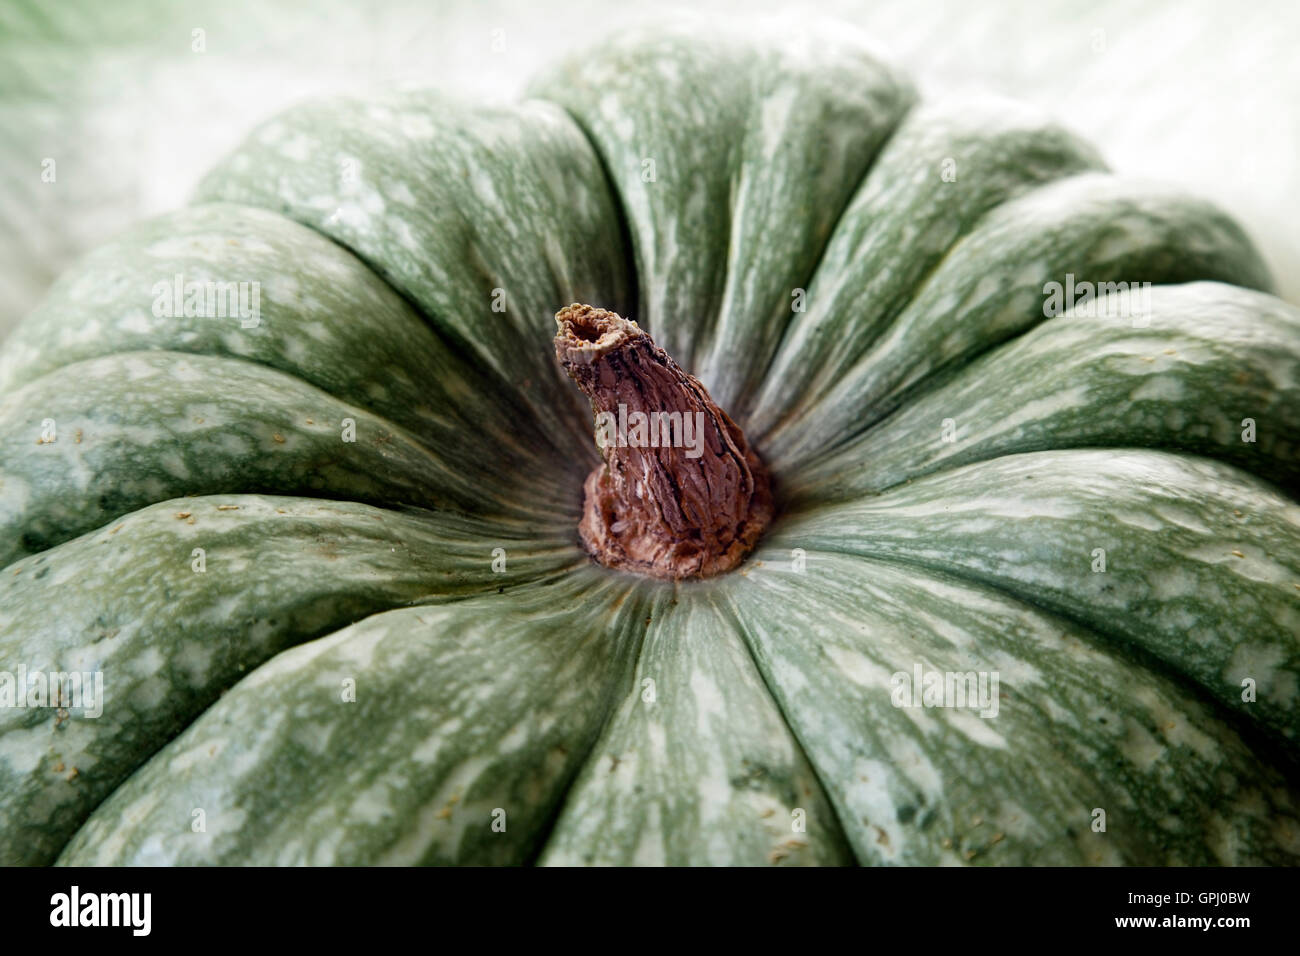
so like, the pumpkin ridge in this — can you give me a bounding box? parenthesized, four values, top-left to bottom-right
(786, 281, 1300, 504)
(535, 583, 859, 865)
(724, 549, 1300, 863)
(523, 583, 669, 866)
(763, 537, 1193, 694)
(257, 210, 574, 451)
(705, 92, 919, 421)
(0, 349, 574, 567)
(193, 92, 633, 461)
(746, 103, 1107, 437)
(704, 584, 861, 864)
(527, 98, 646, 334)
(529, 22, 916, 412)
(765, 175, 1278, 471)
(713, 562, 1023, 865)
(0, 203, 577, 487)
(56, 570, 654, 865)
(0, 493, 585, 865)
(778, 448, 1300, 744)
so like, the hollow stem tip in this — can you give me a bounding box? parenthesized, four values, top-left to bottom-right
(554, 304, 773, 580)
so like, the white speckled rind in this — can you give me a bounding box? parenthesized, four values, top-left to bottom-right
(747, 98, 1105, 428)
(0, 203, 567, 483)
(792, 282, 1300, 501)
(194, 92, 632, 457)
(0, 494, 581, 865)
(0, 350, 576, 566)
(57, 569, 657, 866)
(763, 175, 1274, 467)
(779, 449, 1300, 744)
(539, 592, 852, 866)
(720, 551, 1300, 865)
(529, 21, 916, 410)
(0, 24, 1294, 867)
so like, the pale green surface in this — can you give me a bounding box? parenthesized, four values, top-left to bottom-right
(1, 495, 580, 866)
(0, 204, 553, 466)
(791, 283, 1300, 500)
(0, 350, 572, 568)
(722, 552, 1300, 864)
(758, 175, 1273, 465)
(0, 24, 1297, 866)
(59, 571, 653, 865)
(747, 99, 1107, 428)
(530, 22, 915, 411)
(777, 450, 1300, 744)
(193, 92, 631, 458)
(539, 593, 853, 866)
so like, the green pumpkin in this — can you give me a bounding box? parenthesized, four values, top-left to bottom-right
(3, 23, 1299, 866)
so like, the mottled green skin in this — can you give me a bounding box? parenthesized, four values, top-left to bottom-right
(1, 495, 579, 866)
(781, 451, 1300, 744)
(539, 593, 852, 866)
(1, 25, 1298, 866)
(0, 351, 566, 567)
(193, 90, 631, 458)
(0, 203, 566, 481)
(719, 552, 1300, 865)
(530, 21, 916, 412)
(748, 99, 1107, 428)
(60, 572, 652, 866)
(762, 175, 1275, 468)
(793, 283, 1300, 500)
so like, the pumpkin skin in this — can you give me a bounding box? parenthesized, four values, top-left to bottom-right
(2, 22, 1299, 867)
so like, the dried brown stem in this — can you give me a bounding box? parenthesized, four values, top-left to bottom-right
(554, 304, 773, 579)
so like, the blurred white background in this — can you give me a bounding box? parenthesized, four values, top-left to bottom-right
(1, 0, 1296, 339)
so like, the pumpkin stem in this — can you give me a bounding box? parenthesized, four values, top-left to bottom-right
(554, 304, 773, 579)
